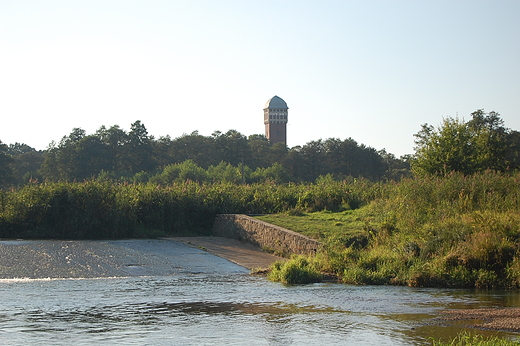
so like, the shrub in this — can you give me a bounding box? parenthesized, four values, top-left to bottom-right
(268, 256, 322, 284)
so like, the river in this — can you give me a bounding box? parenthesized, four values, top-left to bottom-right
(1, 239, 519, 345)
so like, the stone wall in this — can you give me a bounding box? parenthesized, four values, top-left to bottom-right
(212, 214, 322, 256)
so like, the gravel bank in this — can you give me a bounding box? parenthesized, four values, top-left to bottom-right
(440, 308, 520, 331)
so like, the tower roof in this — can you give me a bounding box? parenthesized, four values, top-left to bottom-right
(264, 95, 288, 109)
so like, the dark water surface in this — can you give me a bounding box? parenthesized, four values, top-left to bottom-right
(1, 240, 520, 345)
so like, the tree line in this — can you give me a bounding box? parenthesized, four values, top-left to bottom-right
(1, 109, 519, 188)
(0, 120, 408, 187)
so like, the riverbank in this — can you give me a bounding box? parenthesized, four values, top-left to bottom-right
(3, 172, 520, 288)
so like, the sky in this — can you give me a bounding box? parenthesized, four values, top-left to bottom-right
(1, 0, 519, 157)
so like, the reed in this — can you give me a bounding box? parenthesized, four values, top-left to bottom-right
(431, 331, 520, 346)
(0, 178, 376, 239)
(360, 171, 520, 288)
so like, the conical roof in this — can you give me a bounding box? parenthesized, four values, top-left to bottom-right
(264, 96, 288, 109)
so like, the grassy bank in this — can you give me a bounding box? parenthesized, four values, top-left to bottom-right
(261, 171, 520, 288)
(256, 209, 366, 241)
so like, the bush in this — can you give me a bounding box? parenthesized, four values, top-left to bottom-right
(268, 256, 322, 284)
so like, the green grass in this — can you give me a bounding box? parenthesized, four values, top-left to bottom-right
(255, 209, 368, 241)
(431, 332, 520, 346)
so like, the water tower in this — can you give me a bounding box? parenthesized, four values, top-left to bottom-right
(263, 96, 288, 145)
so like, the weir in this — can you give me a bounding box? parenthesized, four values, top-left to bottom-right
(212, 214, 322, 257)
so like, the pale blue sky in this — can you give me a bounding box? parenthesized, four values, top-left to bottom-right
(1, 0, 519, 157)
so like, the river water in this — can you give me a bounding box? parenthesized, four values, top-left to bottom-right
(1, 239, 520, 345)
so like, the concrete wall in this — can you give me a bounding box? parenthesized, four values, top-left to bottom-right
(212, 214, 322, 257)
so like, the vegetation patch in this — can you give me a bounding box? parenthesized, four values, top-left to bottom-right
(267, 256, 322, 285)
(0, 179, 376, 239)
(258, 171, 520, 288)
(431, 331, 520, 346)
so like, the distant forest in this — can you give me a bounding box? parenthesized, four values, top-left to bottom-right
(1, 109, 519, 187)
(0, 120, 409, 186)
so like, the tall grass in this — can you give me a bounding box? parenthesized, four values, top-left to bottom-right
(303, 171, 520, 288)
(431, 331, 520, 346)
(0, 181, 215, 239)
(0, 178, 376, 239)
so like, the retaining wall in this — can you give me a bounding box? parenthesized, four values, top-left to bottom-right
(212, 214, 322, 256)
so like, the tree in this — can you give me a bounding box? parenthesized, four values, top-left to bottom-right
(269, 142, 289, 166)
(41, 128, 88, 181)
(74, 135, 111, 179)
(248, 134, 271, 168)
(170, 131, 218, 168)
(281, 146, 304, 181)
(213, 130, 250, 167)
(413, 118, 478, 175)
(65, 128, 87, 144)
(96, 125, 128, 172)
(378, 149, 411, 180)
(150, 160, 208, 184)
(467, 110, 508, 171)
(0, 140, 14, 187)
(42, 127, 114, 180)
(126, 120, 156, 172)
(153, 135, 173, 168)
(323, 137, 369, 178)
(412, 110, 511, 176)
(250, 162, 290, 183)
(505, 130, 520, 170)
(298, 140, 327, 181)
(355, 144, 388, 180)
(7, 142, 37, 155)
(7, 143, 44, 184)
(206, 161, 243, 183)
